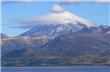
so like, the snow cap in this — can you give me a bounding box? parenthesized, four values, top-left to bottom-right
(18, 4, 94, 27)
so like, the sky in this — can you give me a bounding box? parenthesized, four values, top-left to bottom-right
(1, 0, 110, 36)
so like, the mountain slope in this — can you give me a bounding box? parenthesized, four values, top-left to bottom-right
(19, 23, 87, 37)
(0, 33, 8, 38)
(38, 32, 110, 55)
(1, 36, 52, 55)
(2, 32, 110, 66)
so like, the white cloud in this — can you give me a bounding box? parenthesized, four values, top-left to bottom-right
(17, 5, 93, 27)
(2, 0, 33, 4)
(2, 0, 32, 2)
(60, 0, 110, 5)
(52, 5, 64, 13)
(93, 0, 110, 3)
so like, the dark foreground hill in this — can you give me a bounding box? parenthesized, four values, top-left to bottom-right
(1, 32, 110, 66)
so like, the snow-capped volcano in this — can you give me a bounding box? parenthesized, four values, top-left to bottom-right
(21, 5, 93, 27)
(19, 5, 94, 37)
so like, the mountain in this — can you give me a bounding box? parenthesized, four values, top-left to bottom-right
(38, 32, 110, 55)
(0, 33, 8, 38)
(19, 5, 94, 37)
(1, 5, 110, 66)
(2, 29, 110, 66)
(20, 24, 87, 37)
(99, 25, 110, 33)
(2, 25, 110, 55)
(1, 36, 53, 55)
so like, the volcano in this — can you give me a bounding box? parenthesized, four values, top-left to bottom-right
(2, 5, 110, 67)
(19, 5, 94, 37)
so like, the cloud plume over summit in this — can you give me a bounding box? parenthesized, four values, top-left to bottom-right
(16, 5, 93, 29)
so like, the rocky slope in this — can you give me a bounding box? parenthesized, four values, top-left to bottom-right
(1, 28, 110, 66)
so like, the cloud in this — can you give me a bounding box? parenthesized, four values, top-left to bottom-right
(16, 5, 93, 28)
(2, 0, 33, 4)
(60, 0, 110, 5)
(2, 0, 32, 2)
(52, 4, 64, 13)
(93, 0, 110, 3)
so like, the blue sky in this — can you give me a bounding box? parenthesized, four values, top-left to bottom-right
(1, 1, 110, 36)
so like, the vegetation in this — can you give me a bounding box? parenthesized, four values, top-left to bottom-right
(1, 33, 110, 66)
